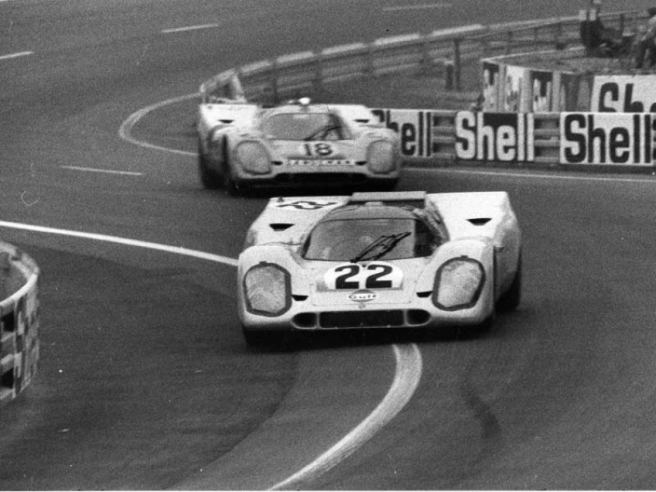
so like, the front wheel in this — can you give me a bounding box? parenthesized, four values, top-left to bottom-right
(242, 326, 282, 347)
(198, 140, 222, 189)
(497, 254, 522, 312)
(365, 178, 398, 192)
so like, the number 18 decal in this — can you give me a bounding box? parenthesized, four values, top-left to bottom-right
(300, 142, 334, 157)
(324, 262, 403, 290)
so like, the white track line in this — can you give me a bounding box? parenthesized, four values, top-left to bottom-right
(384, 2, 451, 12)
(61, 166, 143, 176)
(0, 51, 33, 61)
(119, 93, 198, 156)
(0, 221, 238, 267)
(161, 24, 220, 34)
(417, 167, 656, 184)
(270, 344, 423, 490)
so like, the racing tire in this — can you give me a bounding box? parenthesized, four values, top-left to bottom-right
(223, 167, 253, 197)
(242, 326, 282, 347)
(497, 253, 522, 312)
(378, 179, 399, 191)
(220, 141, 248, 196)
(198, 140, 222, 189)
(222, 166, 239, 196)
(365, 178, 398, 192)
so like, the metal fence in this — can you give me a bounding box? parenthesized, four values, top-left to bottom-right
(200, 9, 646, 103)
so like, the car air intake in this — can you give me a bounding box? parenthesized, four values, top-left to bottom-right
(468, 218, 491, 226)
(319, 310, 405, 329)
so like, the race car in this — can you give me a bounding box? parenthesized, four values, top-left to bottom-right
(196, 97, 401, 194)
(237, 190, 522, 345)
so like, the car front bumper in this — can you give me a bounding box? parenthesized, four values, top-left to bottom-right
(239, 291, 494, 333)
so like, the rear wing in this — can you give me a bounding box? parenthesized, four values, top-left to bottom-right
(245, 196, 350, 247)
(197, 103, 259, 135)
(199, 70, 247, 104)
(329, 105, 384, 127)
(427, 192, 518, 243)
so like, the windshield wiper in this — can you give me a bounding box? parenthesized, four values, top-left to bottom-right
(304, 123, 341, 141)
(350, 232, 411, 263)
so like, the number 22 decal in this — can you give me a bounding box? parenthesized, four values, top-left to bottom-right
(325, 262, 403, 290)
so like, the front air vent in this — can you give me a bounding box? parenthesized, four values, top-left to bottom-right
(270, 223, 293, 231)
(292, 312, 317, 328)
(468, 218, 491, 226)
(319, 310, 405, 329)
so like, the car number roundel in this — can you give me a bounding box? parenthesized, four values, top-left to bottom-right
(299, 142, 335, 157)
(324, 262, 403, 290)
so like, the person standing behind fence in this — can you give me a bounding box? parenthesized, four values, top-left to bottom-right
(636, 7, 656, 69)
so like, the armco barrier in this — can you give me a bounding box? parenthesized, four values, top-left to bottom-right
(200, 9, 644, 102)
(198, 9, 653, 172)
(0, 241, 40, 407)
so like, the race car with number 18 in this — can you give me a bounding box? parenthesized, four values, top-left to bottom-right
(197, 97, 402, 194)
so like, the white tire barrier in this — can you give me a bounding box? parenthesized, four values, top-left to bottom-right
(0, 242, 40, 407)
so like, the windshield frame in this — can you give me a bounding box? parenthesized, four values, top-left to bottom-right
(261, 111, 350, 141)
(302, 217, 436, 262)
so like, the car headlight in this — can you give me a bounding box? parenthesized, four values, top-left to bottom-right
(243, 263, 291, 316)
(235, 141, 271, 174)
(433, 257, 485, 310)
(367, 140, 396, 174)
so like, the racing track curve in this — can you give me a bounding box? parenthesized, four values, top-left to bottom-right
(2, 0, 656, 489)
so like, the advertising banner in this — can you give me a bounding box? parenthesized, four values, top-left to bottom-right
(481, 61, 502, 111)
(455, 111, 535, 162)
(529, 69, 554, 112)
(560, 112, 654, 165)
(503, 65, 529, 112)
(371, 109, 438, 158)
(591, 76, 656, 113)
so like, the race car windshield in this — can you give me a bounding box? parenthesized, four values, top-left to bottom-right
(262, 113, 347, 140)
(303, 218, 435, 261)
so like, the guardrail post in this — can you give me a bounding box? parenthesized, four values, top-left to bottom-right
(271, 59, 280, 104)
(453, 38, 462, 91)
(421, 36, 431, 67)
(444, 59, 454, 90)
(314, 51, 323, 95)
(0, 252, 8, 299)
(480, 37, 489, 57)
(366, 43, 376, 77)
(505, 30, 513, 55)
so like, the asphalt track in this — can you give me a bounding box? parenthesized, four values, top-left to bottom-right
(2, 0, 656, 489)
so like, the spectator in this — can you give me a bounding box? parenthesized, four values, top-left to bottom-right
(636, 7, 656, 68)
(580, 7, 606, 56)
(580, 2, 625, 57)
